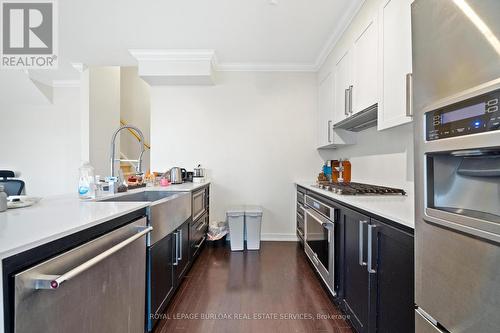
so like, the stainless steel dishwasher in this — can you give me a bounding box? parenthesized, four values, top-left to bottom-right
(13, 217, 151, 333)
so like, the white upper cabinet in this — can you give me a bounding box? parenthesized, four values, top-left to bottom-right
(318, 71, 334, 147)
(352, 15, 379, 115)
(317, 70, 356, 148)
(377, 0, 413, 130)
(334, 49, 353, 123)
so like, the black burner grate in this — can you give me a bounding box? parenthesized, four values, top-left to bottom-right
(315, 182, 406, 195)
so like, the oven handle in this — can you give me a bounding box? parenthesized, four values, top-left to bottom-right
(304, 207, 333, 227)
(34, 226, 153, 290)
(304, 207, 334, 242)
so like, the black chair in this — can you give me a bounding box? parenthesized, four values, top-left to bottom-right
(0, 170, 25, 196)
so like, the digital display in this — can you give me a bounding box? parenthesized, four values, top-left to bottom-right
(441, 102, 485, 124)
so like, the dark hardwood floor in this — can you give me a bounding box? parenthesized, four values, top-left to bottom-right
(154, 242, 354, 333)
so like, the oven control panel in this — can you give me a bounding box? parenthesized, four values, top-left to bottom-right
(426, 88, 500, 141)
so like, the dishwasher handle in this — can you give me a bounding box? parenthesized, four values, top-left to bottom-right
(35, 226, 153, 290)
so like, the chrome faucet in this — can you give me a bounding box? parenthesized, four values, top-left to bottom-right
(110, 125, 145, 178)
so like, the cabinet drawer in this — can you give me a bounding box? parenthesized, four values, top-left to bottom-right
(297, 203, 304, 217)
(297, 191, 305, 205)
(190, 214, 208, 258)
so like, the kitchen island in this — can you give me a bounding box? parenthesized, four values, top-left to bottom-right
(0, 181, 210, 333)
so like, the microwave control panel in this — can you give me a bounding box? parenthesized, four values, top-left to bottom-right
(426, 88, 500, 141)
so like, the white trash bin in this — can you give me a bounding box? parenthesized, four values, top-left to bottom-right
(245, 206, 263, 250)
(227, 206, 245, 251)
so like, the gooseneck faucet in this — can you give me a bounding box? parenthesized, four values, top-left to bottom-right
(110, 125, 145, 178)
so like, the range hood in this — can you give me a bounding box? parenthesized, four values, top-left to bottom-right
(333, 104, 378, 132)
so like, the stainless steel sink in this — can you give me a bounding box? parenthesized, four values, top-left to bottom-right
(102, 191, 191, 244)
(102, 191, 176, 202)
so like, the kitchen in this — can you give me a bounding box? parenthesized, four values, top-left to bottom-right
(0, 0, 499, 333)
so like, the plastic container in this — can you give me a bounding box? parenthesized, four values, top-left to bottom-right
(227, 206, 245, 251)
(245, 206, 263, 250)
(78, 162, 95, 199)
(0, 185, 7, 212)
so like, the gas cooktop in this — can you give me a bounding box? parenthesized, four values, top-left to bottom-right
(314, 182, 406, 196)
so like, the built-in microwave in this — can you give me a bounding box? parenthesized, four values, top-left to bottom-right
(422, 81, 500, 243)
(304, 195, 336, 296)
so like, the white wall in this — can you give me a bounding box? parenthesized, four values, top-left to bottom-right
(318, 0, 414, 193)
(120, 67, 151, 172)
(319, 123, 414, 191)
(150, 72, 321, 239)
(89, 67, 121, 177)
(0, 86, 81, 196)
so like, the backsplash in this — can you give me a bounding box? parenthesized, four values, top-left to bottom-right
(318, 123, 414, 192)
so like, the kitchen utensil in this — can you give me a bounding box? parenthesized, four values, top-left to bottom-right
(170, 167, 187, 184)
(193, 164, 205, 178)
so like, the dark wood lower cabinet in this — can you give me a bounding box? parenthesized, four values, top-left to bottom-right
(174, 220, 190, 286)
(341, 208, 371, 333)
(300, 188, 415, 333)
(150, 233, 174, 329)
(370, 219, 414, 333)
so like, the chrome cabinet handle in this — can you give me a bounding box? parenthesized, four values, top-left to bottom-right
(406, 73, 413, 117)
(344, 88, 349, 116)
(194, 236, 206, 249)
(367, 225, 377, 274)
(178, 229, 183, 261)
(196, 219, 208, 231)
(348, 85, 353, 114)
(173, 231, 179, 266)
(34, 226, 153, 289)
(312, 254, 319, 266)
(328, 120, 332, 143)
(359, 220, 367, 266)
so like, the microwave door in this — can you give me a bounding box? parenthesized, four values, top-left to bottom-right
(305, 208, 333, 271)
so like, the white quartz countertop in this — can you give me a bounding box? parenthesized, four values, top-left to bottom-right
(0, 196, 149, 259)
(296, 181, 414, 229)
(0, 181, 210, 259)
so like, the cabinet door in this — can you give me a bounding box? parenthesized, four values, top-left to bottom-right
(377, 0, 413, 130)
(318, 71, 335, 147)
(369, 219, 414, 333)
(334, 50, 352, 122)
(341, 208, 371, 333)
(352, 16, 379, 114)
(174, 220, 190, 284)
(150, 233, 174, 325)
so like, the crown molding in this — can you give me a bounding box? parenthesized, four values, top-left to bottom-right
(129, 49, 217, 64)
(129, 49, 217, 85)
(216, 62, 317, 72)
(314, 0, 366, 71)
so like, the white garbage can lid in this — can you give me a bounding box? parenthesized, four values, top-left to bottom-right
(245, 205, 263, 217)
(226, 206, 246, 217)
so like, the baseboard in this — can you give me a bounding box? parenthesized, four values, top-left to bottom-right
(260, 233, 298, 242)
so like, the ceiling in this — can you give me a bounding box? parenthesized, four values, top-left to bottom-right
(2, 0, 364, 88)
(58, 0, 363, 70)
